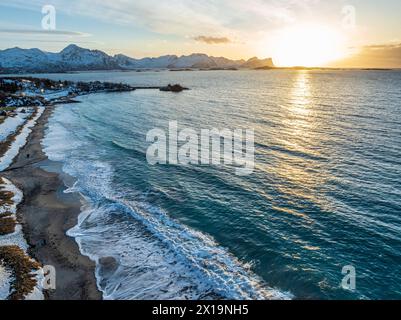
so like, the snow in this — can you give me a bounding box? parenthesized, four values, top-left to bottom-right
(21, 89, 69, 100)
(42, 90, 71, 101)
(0, 109, 33, 142)
(0, 178, 26, 250)
(0, 265, 12, 300)
(0, 178, 44, 300)
(60, 44, 117, 69)
(0, 44, 274, 72)
(4, 96, 44, 108)
(0, 47, 52, 70)
(25, 270, 45, 301)
(170, 54, 213, 68)
(0, 107, 45, 171)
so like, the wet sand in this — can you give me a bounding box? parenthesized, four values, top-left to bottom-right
(2, 106, 102, 300)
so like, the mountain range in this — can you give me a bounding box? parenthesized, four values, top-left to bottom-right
(0, 44, 275, 73)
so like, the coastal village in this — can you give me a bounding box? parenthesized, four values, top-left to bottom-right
(0, 77, 188, 300)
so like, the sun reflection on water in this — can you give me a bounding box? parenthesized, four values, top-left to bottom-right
(285, 71, 313, 133)
(267, 71, 335, 224)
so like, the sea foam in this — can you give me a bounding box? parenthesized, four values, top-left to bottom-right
(42, 105, 293, 300)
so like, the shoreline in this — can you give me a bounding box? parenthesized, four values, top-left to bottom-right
(2, 105, 102, 300)
(0, 77, 190, 300)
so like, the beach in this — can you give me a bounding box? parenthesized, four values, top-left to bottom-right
(2, 105, 101, 300)
(1, 69, 401, 300)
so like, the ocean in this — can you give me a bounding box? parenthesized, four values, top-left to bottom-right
(39, 69, 401, 299)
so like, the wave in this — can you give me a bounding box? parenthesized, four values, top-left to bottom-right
(255, 142, 327, 162)
(62, 158, 292, 300)
(43, 108, 293, 300)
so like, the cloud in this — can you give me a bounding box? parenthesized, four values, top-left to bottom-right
(365, 43, 401, 50)
(0, 29, 89, 36)
(10, 39, 102, 45)
(0, 0, 319, 38)
(334, 42, 401, 68)
(194, 36, 231, 44)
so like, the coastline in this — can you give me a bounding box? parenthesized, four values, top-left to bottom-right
(2, 105, 102, 300)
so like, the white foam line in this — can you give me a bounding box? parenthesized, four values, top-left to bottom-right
(42, 105, 293, 300)
(0, 107, 45, 171)
(0, 177, 44, 300)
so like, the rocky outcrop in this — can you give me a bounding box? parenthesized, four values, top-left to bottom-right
(159, 84, 189, 92)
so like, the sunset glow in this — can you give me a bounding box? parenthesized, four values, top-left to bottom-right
(272, 25, 347, 67)
(1, 0, 401, 304)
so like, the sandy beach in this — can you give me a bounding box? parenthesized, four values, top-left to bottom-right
(2, 105, 101, 300)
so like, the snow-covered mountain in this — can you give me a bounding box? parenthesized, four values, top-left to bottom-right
(58, 44, 119, 70)
(114, 54, 180, 69)
(0, 47, 59, 72)
(0, 44, 274, 73)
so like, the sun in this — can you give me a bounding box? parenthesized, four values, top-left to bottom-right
(272, 24, 346, 67)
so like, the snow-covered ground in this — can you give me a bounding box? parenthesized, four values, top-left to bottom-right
(0, 265, 12, 300)
(42, 89, 71, 101)
(21, 88, 69, 100)
(0, 104, 46, 299)
(0, 108, 33, 142)
(0, 107, 45, 171)
(0, 178, 44, 300)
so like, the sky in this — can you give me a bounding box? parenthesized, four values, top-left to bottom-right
(0, 0, 400, 67)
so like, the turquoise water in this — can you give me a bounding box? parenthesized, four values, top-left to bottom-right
(41, 70, 401, 299)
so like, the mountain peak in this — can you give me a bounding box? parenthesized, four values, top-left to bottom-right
(64, 44, 80, 50)
(247, 57, 259, 61)
(60, 44, 83, 54)
(242, 57, 274, 68)
(4, 46, 24, 52)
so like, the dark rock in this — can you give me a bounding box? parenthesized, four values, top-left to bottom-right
(160, 84, 188, 92)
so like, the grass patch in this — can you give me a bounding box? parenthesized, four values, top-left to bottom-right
(0, 177, 17, 235)
(0, 216, 16, 235)
(0, 107, 17, 112)
(0, 245, 40, 300)
(0, 190, 14, 207)
(0, 211, 14, 218)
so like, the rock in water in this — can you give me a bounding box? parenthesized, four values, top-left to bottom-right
(159, 84, 188, 92)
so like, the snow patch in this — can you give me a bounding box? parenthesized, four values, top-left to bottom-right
(0, 178, 44, 300)
(0, 107, 45, 171)
(0, 109, 33, 142)
(0, 265, 12, 300)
